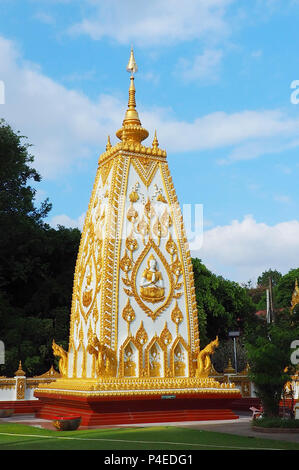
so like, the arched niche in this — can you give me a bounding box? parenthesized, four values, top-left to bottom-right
(119, 336, 142, 378)
(170, 336, 191, 378)
(144, 336, 166, 378)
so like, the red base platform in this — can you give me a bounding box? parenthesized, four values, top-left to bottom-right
(35, 392, 240, 426)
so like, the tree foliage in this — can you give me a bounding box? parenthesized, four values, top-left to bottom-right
(245, 310, 299, 417)
(0, 120, 80, 376)
(192, 258, 256, 346)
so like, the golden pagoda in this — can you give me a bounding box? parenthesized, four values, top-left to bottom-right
(35, 50, 240, 424)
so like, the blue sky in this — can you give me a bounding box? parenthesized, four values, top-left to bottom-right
(1, 0, 299, 284)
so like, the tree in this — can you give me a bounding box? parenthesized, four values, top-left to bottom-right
(192, 258, 256, 346)
(0, 120, 81, 376)
(257, 269, 282, 288)
(245, 310, 299, 417)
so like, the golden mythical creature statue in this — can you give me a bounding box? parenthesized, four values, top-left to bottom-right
(87, 334, 117, 377)
(196, 337, 219, 378)
(52, 340, 68, 377)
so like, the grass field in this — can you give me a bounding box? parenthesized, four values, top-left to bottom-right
(0, 423, 299, 451)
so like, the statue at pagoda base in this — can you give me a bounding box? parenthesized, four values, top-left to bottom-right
(35, 50, 241, 424)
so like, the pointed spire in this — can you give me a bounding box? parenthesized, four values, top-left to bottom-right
(126, 47, 138, 76)
(106, 135, 112, 151)
(15, 360, 26, 377)
(116, 48, 149, 144)
(152, 130, 159, 150)
(123, 75, 140, 126)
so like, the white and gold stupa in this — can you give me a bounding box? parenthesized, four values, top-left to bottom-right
(35, 51, 240, 417)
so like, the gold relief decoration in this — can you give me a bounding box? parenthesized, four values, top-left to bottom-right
(124, 239, 175, 320)
(135, 321, 148, 346)
(144, 336, 167, 378)
(100, 157, 114, 186)
(129, 190, 139, 203)
(140, 254, 165, 303)
(120, 187, 184, 319)
(130, 157, 159, 188)
(119, 336, 143, 378)
(136, 215, 150, 242)
(87, 334, 117, 378)
(196, 337, 219, 378)
(126, 235, 138, 254)
(124, 344, 137, 377)
(16, 378, 26, 400)
(120, 249, 133, 275)
(160, 322, 172, 347)
(52, 340, 68, 377)
(173, 344, 186, 377)
(75, 226, 102, 323)
(149, 344, 161, 377)
(170, 336, 192, 378)
(153, 184, 167, 203)
(127, 204, 138, 224)
(122, 298, 136, 334)
(160, 162, 200, 355)
(171, 301, 183, 334)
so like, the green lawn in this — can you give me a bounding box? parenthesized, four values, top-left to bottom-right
(0, 423, 298, 450)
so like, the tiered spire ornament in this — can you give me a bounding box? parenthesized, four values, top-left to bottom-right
(116, 48, 149, 144)
(35, 50, 240, 401)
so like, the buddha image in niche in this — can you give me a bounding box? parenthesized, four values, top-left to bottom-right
(140, 254, 165, 303)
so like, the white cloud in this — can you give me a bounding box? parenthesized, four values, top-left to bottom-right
(274, 194, 292, 204)
(0, 36, 124, 178)
(68, 0, 234, 46)
(50, 212, 86, 230)
(176, 49, 223, 82)
(190, 215, 299, 284)
(143, 109, 299, 155)
(1, 34, 299, 185)
(33, 11, 55, 25)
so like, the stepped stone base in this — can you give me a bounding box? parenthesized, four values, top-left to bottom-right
(34, 391, 240, 426)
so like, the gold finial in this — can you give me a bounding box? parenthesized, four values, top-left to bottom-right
(116, 49, 149, 143)
(126, 47, 138, 76)
(152, 130, 159, 150)
(15, 360, 26, 377)
(106, 135, 112, 151)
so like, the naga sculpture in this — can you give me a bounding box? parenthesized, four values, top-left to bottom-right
(52, 340, 68, 377)
(196, 337, 219, 378)
(87, 334, 117, 378)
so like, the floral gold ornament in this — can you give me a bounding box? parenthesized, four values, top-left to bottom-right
(135, 321, 148, 346)
(160, 322, 172, 347)
(171, 301, 183, 334)
(122, 298, 136, 334)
